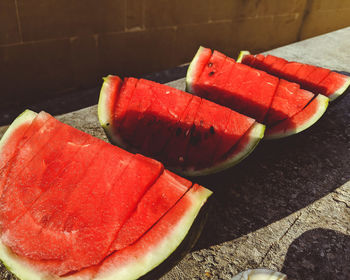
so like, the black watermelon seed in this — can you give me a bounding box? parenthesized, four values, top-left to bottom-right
(106, 123, 110, 126)
(210, 126, 215, 134)
(208, 71, 215, 76)
(208, 62, 213, 67)
(176, 127, 182, 136)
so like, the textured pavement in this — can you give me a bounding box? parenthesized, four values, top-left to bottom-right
(1, 27, 350, 280)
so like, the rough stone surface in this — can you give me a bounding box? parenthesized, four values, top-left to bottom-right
(1, 27, 350, 280)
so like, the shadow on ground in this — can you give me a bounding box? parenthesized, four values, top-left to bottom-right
(192, 90, 350, 250)
(281, 228, 350, 280)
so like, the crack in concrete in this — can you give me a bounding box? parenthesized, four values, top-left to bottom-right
(332, 196, 350, 209)
(258, 213, 302, 266)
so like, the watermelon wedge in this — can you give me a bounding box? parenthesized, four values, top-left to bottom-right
(98, 76, 265, 176)
(265, 95, 329, 139)
(0, 110, 212, 280)
(187, 47, 329, 139)
(238, 51, 350, 101)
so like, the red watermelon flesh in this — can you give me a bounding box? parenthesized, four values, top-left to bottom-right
(240, 52, 349, 101)
(119, 83, 154, 144)
(304, 66, 330, 88)
(213, 110, 255, 162)
(0, 112, 51, 195)
(280, 62, 303, 81)
(266, 94, 328, 138)
(269, 56, 288, 76)
(265, 79, 314, 125)
(196, 50, 227, 99)
(204, 57, 236, 106)
(2, 135, 163, 275)
(0, 113, 62, 230)
(185, 99, 232, 168)
(205, 62, 250, 111)
(241, 54, 255, 66)
(137, 79, 193, 157)
(0, 119, 35, 197)
(1, 136, 106, 262)
(252, 54, 265, 70)
(236, 68, 278, 122)
(110, 170, 192, 251)
(94, 183, 210, 280)
(113, 77, 138, 130)
(263, 55, 279, 69)
(318, 71, 350, 97)
(192, 50, 278, 123)
(162, 96, 202, 167)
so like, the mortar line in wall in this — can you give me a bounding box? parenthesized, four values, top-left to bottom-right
(14, 0, 23, 43)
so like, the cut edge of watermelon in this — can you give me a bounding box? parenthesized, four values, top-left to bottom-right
(0, 242, 50, 280)
(94, 185, 212, 280)
(98, 76, 131, 150)
(176, 122, 265, 177)
(0, 185, 212, 280)
(0, 110, 38, 152)
(328, 75, 350, 101)
(236, 50, 251, 63)
(186, 46, 212, 93)
(265, 94, 329, 139)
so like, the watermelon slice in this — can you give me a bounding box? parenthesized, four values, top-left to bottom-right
(264, 80, 314, 125)
(98, 76, 265, 176)
(187, 47, 328, 138)
(238, 51, 350, 101)
(265, 95, 329, 139)
(0, 110, 212, 280)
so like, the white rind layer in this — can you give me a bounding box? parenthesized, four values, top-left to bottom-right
(0, 186, 211, 280)
(97, 77, 133, 151)
(177, 122, 265, 177)
(328, 75, 350, 101)
(185, 46, 208, 93)
(236, 50, 251, 63)
(265, 94, 329, 139)
(0, 110, 37, 152)
(95, 186, 212, 280)
(0, 242, 55, 280)
(97, 77, 113, 132)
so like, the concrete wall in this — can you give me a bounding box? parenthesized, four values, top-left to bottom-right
(1, 0, 350, 106)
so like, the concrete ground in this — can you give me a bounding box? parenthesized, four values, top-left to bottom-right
(0, 27, 350, 280)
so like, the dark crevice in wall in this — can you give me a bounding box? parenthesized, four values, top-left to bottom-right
(297, 0, 314, 41)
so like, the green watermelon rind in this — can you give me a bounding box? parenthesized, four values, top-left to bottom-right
(0, 187, 212, 280)
(0, 110, 38, 152)
(175, 122, 265, 177)
(328, 75, 350, 101)
(185, 46, 211, 93)
(236, 50, 251, 63)
(265, 94, 329, 139)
